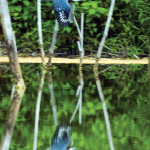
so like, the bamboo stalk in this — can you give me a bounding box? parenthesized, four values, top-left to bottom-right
(93, 0, 116, 150)
(0, 6, 23, 82)
(0, 57, 149, 64)
(0, 0, 25, 150)
(97, 0, 116, 59)
(70, 13, 85, 125)
(78, 13, 84, 124)
(33, 1, 46, 149)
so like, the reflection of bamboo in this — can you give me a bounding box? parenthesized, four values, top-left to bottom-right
(0, 0, 25, 150)
(0, 57, 149, 64)
(48, 20, 59, 127)
(70, 94, 80, 124)
(48, 72, 58, 126)
(33, 70, 46, 150)
(94, 0, 115, 150)
(33, 1, 45, 149)
(70, 14, 84, 124)
(94, 75, 114, 150)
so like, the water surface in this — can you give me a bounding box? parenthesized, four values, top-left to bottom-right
(0, 64, 149, 150)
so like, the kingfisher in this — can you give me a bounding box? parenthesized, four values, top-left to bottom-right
(50, 125, 77, 150)
(53, 0, 80, 27)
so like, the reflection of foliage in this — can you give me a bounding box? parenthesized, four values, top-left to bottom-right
(5, 0, 149, 56)
(0, 65, 149, 149)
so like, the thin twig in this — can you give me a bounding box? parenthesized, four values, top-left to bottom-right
(132, 54, 140, 59)
(100, 66, 111, 73)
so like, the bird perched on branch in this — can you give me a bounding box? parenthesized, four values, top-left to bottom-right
(53, 0, 80, 27)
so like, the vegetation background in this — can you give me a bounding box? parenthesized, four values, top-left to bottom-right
(0, 0, 149, 57)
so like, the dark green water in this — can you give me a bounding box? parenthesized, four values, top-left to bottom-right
(0, 64, 150, 150)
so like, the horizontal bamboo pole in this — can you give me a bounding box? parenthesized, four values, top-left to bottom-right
(0, 56, 149, 64)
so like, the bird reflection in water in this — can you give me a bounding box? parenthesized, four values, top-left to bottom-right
(50, 125, 77, 150)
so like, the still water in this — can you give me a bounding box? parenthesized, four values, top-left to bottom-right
(0, 64, 149, 150)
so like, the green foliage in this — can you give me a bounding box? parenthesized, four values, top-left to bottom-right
(5, 0, 149, 56)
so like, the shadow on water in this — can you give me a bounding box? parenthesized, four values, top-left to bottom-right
(0, 64, 149, 150)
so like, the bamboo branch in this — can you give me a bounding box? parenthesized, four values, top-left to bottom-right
(37, 0, 45, 64)
(74, 17, 82, 39)
(0, 0, 25, 150)
(49, 20, 59, 55)
(97, 0, 116, 59)
(0, 57, 149, 64)
(80, 13, 84, 53)
(47, 20, 59, 69)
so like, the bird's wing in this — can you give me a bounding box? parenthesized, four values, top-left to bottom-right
(53, 0, 70, 27)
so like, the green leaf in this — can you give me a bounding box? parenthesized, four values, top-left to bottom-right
(23, 1, 30, 6)
(89, 9, 96, 15)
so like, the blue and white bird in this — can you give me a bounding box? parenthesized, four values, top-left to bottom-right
(53, 0, 79, 27)
(50, 125, 77, 150)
